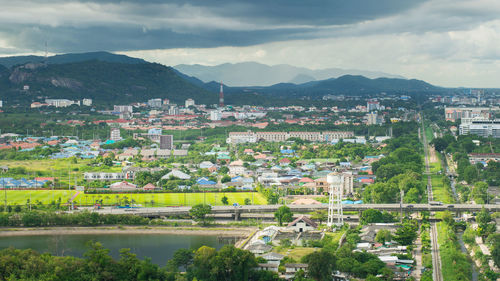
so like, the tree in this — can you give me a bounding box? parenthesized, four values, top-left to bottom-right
(274, 206, 293, 226)
(375, 229, 392, 244)
(310, 210, 327, 225)
(221, 175, 231, 183)
(430, 137, 448, 152)
(463, 165, 479, 184)
(221, 196, 229, 205)
(394, 220, 418, 245)
(189, 204, 212, 225)
(302, 250, 336, 281)
(360, 209, 383, 224)
(244, 198, 251, 205)
(167, 248, 193, 272)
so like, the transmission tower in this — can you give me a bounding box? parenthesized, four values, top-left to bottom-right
(327, 172, 344, 228)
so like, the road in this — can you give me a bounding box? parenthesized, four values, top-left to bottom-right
(87, 203, 500, 217)
(422, 115, 443, 281)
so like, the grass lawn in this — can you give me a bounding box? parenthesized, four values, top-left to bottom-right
(74, 192, 267, 207)
(0, 190, 77, 205)
(0, 190, 267, 207)
(276, 247, 318, 262)
(431, 175, 454, 204)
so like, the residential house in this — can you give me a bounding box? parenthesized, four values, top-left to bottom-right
(162, 170, 191, 180)
(284, 264, 308, 280)
(287, 216, 318, 232)
(229, 160, 245, 176)
(110, 181, 137, 191)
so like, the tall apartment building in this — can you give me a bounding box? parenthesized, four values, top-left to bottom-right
(366, 100, 381, 112)
(459, 118, 500, 138)
(160, 135, 174, 150)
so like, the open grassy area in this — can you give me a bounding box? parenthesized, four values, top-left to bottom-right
(0, 190, 266, 207)
(0, 159, 121, 186)
(437, 221, 473, 281)
(431, 175, 454, 204)
(0, 190, 77, 205)
(276, 247, 318, 262)
(74, 192, 267, 207)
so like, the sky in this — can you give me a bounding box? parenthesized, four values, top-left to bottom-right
(1, 0, 500, 87)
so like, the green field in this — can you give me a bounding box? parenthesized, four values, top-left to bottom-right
(0, 190, 77, 205)
(76, 192, 266, 207)
(0, 190, 267, 207)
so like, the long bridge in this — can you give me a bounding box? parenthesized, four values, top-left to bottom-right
(95, 203, 500, 218)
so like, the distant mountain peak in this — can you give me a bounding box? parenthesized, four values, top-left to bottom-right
(174, 62, 405, 87)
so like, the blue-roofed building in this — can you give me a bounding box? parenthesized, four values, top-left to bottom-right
(196, 177, 217, 186)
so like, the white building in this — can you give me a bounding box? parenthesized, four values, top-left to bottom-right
(210, 110, 222, 121)
(45, 99, 79, 107)
(82, 99, 92, 106)
(185, 98, 195, 108)
(367, 100, 381, 112)
(0, 100, 2, 107)
(459, 118, 500, 138)
(227, 131, 354, 144)
(366, 112, 383, 125)
(168, 106, 179, 115)
(84, 172, 125, 181)
(148, 98, 162, 108)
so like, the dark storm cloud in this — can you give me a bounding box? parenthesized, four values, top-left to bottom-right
(0, 0, 427, 52)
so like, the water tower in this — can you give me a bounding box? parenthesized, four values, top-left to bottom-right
(327, 172, 344, 227)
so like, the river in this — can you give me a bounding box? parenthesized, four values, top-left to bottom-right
(0, 233, 239, 265)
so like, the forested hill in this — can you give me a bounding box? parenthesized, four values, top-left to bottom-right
(224, 75, 443, 99)
(0, 51, 146, 68)
(0, 60, 217, 106)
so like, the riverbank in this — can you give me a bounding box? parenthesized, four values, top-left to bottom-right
(0, 225, 256, 237)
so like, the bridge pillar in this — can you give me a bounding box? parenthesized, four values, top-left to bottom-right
(455, 211, 461, 218)
(234, 210, 241, 221)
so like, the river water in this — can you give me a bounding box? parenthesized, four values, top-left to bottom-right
(0, 234, 238, 265)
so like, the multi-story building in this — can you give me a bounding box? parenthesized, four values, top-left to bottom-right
(160, 135, 174, 150)
(459, 118, 500, 138)
(227, 131, 354, 144)
(82, 99, 92, 106)
(210, 110, 222, 121)
(444, 107, 498, 122)
(185, 98, 195, 108)
(147, 98, 162, 108)
(0, 100, 3, 108)
(168, 106, 179, 115)
(468, 153, 500, 165)
(110, 128, 121, 141)
(366, 112, 383, 125)
(366, 100, 380, 112)
(45, 99, 79, 107)
(113, 105, 133, 114)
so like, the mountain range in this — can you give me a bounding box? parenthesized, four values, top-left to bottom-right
(0, 52, 445, 107)
(174, 62, 405, 87)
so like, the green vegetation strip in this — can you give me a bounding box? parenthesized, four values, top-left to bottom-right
(437, 221, 473, 281)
